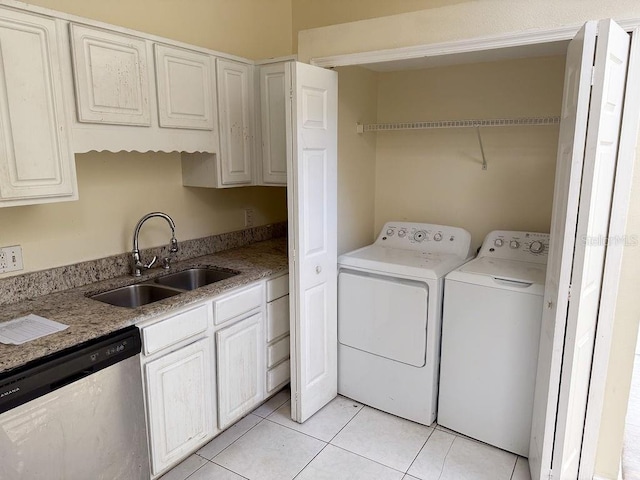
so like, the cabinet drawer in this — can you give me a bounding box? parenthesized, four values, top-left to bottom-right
(266, 295, 289, 342)
(214, 283, 263, 326)
(267, 335, 290, 368)
(142, 305, 208, 355)
(266, 274, 289, 302)
(267, 359, 290, 393)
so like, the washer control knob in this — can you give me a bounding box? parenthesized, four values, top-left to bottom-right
(413, 230, 428, 242)
(386, 228, 395, 236)
(433, 232, 443, 242)
(398, 229, 407, 238)
(530, 241, 545, 254)
(510, 240, 520, 249)
(494, 238, 504, 247)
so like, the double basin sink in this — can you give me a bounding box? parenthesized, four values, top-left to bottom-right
(90, 267, 239, 308)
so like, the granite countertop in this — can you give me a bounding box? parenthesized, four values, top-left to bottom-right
(0, 238, 288, 374)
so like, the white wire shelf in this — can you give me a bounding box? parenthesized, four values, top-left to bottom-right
(356, 116, 561, 133)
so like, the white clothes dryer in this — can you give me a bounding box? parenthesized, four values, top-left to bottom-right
(338, 222, 472, 426)
(438, 230, 549, 456)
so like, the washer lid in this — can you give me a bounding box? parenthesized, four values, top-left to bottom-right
(455, 257, 547, 285)
(338, 245, 469, 279)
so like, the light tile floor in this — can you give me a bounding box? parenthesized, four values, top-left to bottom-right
(161, 388, 531, 480)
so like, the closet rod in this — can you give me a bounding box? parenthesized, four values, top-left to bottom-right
(355, 116, 560, 133)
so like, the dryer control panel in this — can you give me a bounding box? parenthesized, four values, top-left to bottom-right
(478, 230, 550, 264)
(375, 221, 472, 258)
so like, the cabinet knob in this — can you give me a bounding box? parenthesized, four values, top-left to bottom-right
(316, 266, 322, 274)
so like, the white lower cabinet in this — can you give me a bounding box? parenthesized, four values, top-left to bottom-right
(140, 277, 287, 476)
(145, 337, 215, 475)
(216, 312, 265, 429)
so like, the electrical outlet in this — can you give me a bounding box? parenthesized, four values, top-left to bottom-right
(244, 208, 254, 227)
(0, 245, 23, 274)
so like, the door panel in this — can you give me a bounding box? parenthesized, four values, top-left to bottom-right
(529, 19, 630, 480)
(287, 62, 338, 423)
(216, 58, 253, 185)
(69, 24, 150, 126)
(145, 339, 214, 475)
(0, 11, 76, 202)
(553, 19, 629, 480)
(155, 44, 214, 130)
(260, 62, 288, 184)
(216, 313, 264, 429)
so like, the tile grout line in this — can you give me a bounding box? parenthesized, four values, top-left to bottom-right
(291, 441, 331, 480)
(261, 396, 364, 444)
(508, 456, 518, 480)
(326, 399, 365, 443)
(206, 415, 266, 464)
(179, 460, 208, 480)
(330, 443, 408, 476)
(436, 434, 457, 480)
(404, 425, 437, 476)
(262, 415, 334, 443)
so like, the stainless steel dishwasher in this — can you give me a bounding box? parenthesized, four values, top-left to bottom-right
(0, 326, 150, 480)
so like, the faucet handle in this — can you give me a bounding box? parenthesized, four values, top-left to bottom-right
(144, 256, 158, 269)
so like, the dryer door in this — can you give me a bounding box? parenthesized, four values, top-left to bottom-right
(338, 270, 428, 367)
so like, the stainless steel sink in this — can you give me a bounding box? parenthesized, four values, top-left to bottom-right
(90, 284, 183, 308)
(155, 267, 239, 291)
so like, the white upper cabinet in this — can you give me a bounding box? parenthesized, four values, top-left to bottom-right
(155, 44, 215, 130)
(0, 8, 77, 207)
(259, 62, 289, 185)
(70, 24, 151, 126)
(68, 23, 219, 154)
(216, 58, 254, 185)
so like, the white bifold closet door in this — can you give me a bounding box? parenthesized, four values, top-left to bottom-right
(529, 19, 630, 480)
(286, 62, 338, 423)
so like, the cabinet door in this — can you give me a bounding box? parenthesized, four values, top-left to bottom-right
(145, 338, 214, 475)
(0, 9, 76, 205)
(70, 24, 151, 126)
(155, 44, 215, 130)
(216, 313, 264, 428)
(216, 58, 253, 185)
(260, 63, 288, 185)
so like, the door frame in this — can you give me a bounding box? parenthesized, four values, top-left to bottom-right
(309, 19, 640, 479)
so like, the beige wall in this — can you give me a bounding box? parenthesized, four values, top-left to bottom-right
(336, 66, 378, 254)
(0, 0, 291, 277)
(374, 57, 564, 250)
(291, 0, 466, 52)
(0, 153, 287, 273)
(25, 0, 292, 59)
(297, 0, 640, 63)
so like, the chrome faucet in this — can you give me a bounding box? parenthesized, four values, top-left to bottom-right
(131, 212, 179, 277)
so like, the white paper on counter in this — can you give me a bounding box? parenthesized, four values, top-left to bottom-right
(0, 314, 69, 345)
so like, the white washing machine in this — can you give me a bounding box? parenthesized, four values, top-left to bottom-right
(438, 230, 549, 456)
(338, 221, 472, 426)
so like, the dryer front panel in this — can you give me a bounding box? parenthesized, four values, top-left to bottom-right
(338, 270, 428, 367)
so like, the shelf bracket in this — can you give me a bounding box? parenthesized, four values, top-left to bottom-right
(475, 125, 488, 171)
